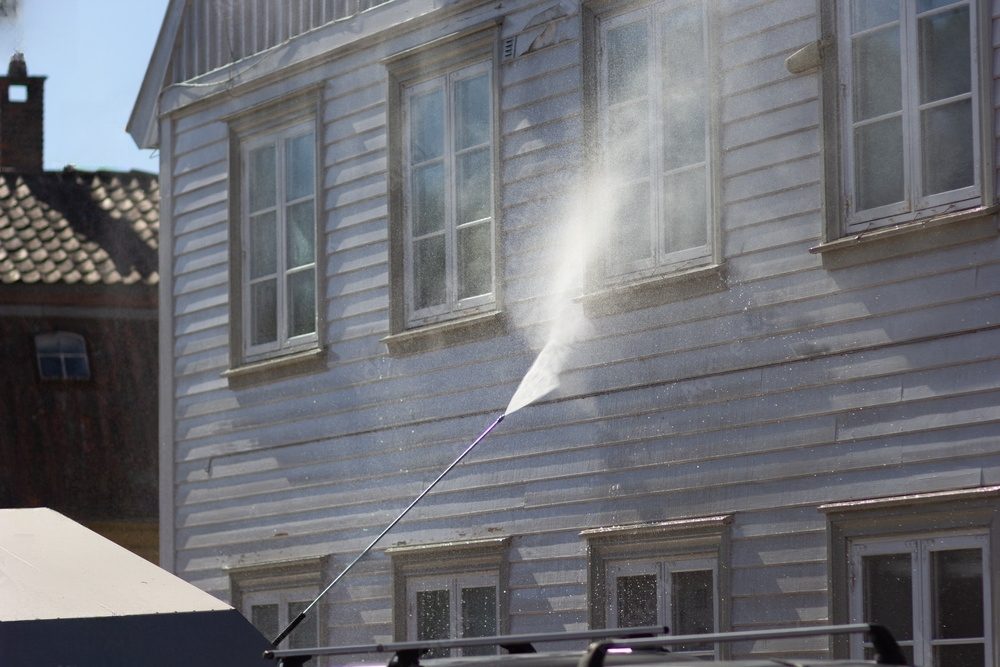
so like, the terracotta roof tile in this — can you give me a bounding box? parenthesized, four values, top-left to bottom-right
(0, 169, 159, 286)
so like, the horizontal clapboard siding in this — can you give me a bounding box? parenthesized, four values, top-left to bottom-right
(158, 0, 1000, 660)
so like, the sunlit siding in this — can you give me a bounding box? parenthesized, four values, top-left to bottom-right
(159, 0, 1000, 661)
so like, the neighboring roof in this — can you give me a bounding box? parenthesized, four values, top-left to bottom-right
(0, 168, 159, 287)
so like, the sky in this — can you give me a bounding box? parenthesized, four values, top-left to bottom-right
(0, 0, 170, 172)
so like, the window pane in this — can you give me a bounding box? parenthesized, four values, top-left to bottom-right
(456, 148, 491, 224)
(851, 0, 900, 31)
(413, 235, 446, 310)
(663, 166, 708, 253)
(461, 586, 497, 656)
(931, 548, 983, 640)
(286, 201, 315, 269)
(671, 570, 713, 652)
(251, 279, 278, 346)
(919, 6, 971, 104)
(38, 356, 63, 379)
(855, 116, 904, 210)
(288, 601, 317, 650)
(662, 5, 707, 171)
(457, 221, 492, 300)
(416, 589, 450, 659)
(250, 211, 277, 279)
(412, 162, 445, 236)
(934, 643, 985, 667)
(921, 99, 974, 195)
(852, 27, 902, 121)
(616, 574, 658, 628)
(249, 145, 277, 212)
(287, 269, 316, 338)
(862, 553, 913, 642)
(607, 101, 650, 180)
(611, 182, 653, 268)
(606, 21, 648, 102)
(285, 132, 315, 201)
(918, 0, 966, 12)
(410, 88, 444, 163)
(251, 603, 280, 640)
(63, 356, 90, 380)
(455, 73, 490, 150)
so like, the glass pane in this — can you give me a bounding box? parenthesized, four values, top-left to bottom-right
(456, 148, 491, 224)
(457, 222, 492, 300)
(852, 27, 902, 121)
(918, 0, 965, 12)
(934, 643, 985, 667)
(287, 269, 316, 338)
(410, 88, 444, 163)
(250, 212, 277, 279)
(251, 603, 280, 640)
(607, 101, 650, 180)
(455, 73, 490, 150)
(63, 356, 90, 380)
(855, 116, 904, 210)
(931, 548, 983, 640)
(611, 182, 653, 269)
(416, 589, 450, 659)
(249, 145, 276, 212)
(663, 166, 708, 253)
(606, 20, 648, 102)
(851, 0, 900, 31)
(35, 334, 60, 354)
(661, 5, 707, 172)
(286, 201, 315, 269)
(413, 235, 446, 311)
(412, 162, 445, 237)
(922, 99, 974, 195)
(671, 570, 713, 652)
(461, 586, 497, 656)
(862, 553, 913, 642)
(287, 601, 317, 651)
(251, 279, 278, 346)
(38, 356, 63, 379)
(285, 132, 315, 201)
(919, 6, 971, 104)
(616, 573, 658, 628)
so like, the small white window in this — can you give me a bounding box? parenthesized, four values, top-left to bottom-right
(406, 572, 499, 658)
(838, 0, 982, 230)
(242, 588, 318, 651)
(35, 331, 90, 381)
(608, 556, 717, 657)
(849, 532, 991, 666)
(401, 60, 496, 328)
(241, 122, 318, 360)
(596, 0, 714, 282)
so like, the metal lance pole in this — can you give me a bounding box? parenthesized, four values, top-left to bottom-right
(271, 412, 506, 648)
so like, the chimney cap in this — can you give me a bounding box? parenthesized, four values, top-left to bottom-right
(8, 51, 26, 78)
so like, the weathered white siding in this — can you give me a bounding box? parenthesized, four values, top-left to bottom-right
(156, 0, 1000, 660)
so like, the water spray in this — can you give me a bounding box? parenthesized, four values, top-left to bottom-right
(270, 412, 506, 648)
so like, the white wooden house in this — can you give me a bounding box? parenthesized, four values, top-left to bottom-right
(130, 1, 1000, 663)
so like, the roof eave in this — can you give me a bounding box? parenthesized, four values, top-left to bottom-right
(127, 0, 187, 150)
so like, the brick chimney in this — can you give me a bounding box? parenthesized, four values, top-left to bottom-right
(0, 52, 45, 172)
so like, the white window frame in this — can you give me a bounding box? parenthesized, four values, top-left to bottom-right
(35, 331, 90, 380)
(406, 572, 500, 655)
(849, 532, 992, 666)
(401, 59, 496, 329)
(242, 586, 319, 651)
(240, 120, 319, 361)
(837, 0, 983, 231)
(607, 555, 718, 658)
(595, 0, 715, 284)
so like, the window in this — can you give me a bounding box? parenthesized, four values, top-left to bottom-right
(241, 121, 318, 360)
(830, 0, 987, 233)
(583, 516, 730, 658)
(850, 533, 991, 666)
(35, 331, 90, 380)
(591, 0, 715, 283)
(822, 485, 999, 665)
(385, 23, 500, 347)
(388, 536, 509, 655)
(243, 588, 319, 652)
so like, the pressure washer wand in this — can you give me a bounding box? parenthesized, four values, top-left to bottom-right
(271, 412, 506, 648)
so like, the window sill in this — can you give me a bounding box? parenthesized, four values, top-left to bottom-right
(812, 204, 999, 264)
(383, 310, 506, 356)
(223, 346, 328, 388)
(578, 263, 726, 317)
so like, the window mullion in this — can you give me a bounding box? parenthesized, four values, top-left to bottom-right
(913, 540, 929, 667)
